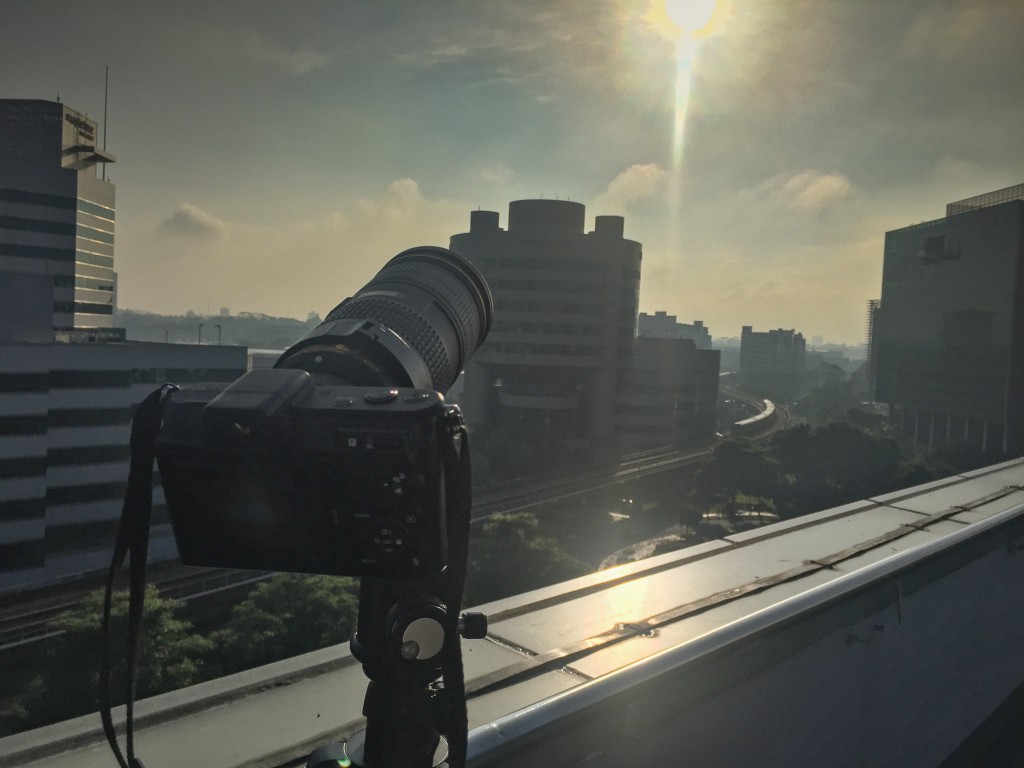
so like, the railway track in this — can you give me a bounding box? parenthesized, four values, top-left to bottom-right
(0, 567, 272, 652)
(1, 410, 792, 651)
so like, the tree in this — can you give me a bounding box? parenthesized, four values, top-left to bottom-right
(466, 512, 588, 605)
(691, 438, 778, 525)
(2, 586, 212, 735)
(770, 422, 903, 515)
(213, 573, 358, 673)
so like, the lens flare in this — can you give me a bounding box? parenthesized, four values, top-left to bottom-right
(665, 0, 718, 38)
(660, 0, 727, 253)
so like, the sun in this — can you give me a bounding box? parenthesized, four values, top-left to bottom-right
(648, 0, 725, 41)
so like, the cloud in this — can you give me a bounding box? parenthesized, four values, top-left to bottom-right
(158, 203, 230, 241)
(593, 163, 668, 213)
(470, 163, 516, 185)
(783, 171, 853, 212)
(903, 0, 1022, 61)
(130, 180, 473, 316)
(242, 35, 338, 75)
(395, 43, 472, 71)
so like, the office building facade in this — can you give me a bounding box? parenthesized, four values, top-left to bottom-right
(739, 326, 806, 401)
(0, 342, 247, 593)
(615, 337, 721, 449)
(871, 183, 1024, 452)
(451, 200, 642, 450)
(1, 99, 119, 343)
(637, 311, 712, 349)
(451, 199, 720, 453)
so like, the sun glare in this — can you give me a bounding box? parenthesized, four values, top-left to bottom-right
(651, 0, 723, 41)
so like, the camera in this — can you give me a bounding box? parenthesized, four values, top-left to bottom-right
(155, 246, 492, 580)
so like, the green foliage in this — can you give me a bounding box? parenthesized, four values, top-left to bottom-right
(691, 438, 778, 522)
(792, 358, 876, 429)
(1, 586, 212, 735)
(771, 422, 904, 515)
(212, 573, 358, 673)
(466, 512, 588, 605)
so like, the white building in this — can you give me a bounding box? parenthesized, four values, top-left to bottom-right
(0, 342, 247, 593)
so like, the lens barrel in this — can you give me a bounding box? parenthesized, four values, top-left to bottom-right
(275, 246, 492, 394)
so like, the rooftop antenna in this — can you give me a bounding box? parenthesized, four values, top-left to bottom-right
(102, 65, 109, 181)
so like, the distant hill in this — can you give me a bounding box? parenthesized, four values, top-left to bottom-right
(116, 309, 321, 350)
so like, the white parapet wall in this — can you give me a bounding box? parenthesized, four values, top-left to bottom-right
(2, 460, 1023, 768)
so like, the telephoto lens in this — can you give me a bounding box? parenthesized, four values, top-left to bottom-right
(275, 246, 492, 394)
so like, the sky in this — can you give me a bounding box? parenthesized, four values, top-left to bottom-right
(2, 0, 1022, 345)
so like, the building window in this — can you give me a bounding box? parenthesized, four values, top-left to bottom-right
(49, 407, 132, 428)
(48, 444, 131, 466)
(1, 242, 74, 262)
(0, 540, 46, 570)
(0, 414, 48, 435)
(77, 198, 115, 221)
(0, 498, 46, 520)
(0, 373, 49, 392)
(0, 215, 75, 236)
(76, 224, 115, 245)
(75, 250, 114, 268)
(73, 301, 114, 315)
(0, 188, 76, 209)
(0, 456, 47, 478)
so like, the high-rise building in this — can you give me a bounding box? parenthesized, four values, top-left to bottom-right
(871, 183, 1024, 452)
(739, 326, 806, 400)
(451, 200, 641, 451)
(615, 336, 720, 449)
(637, 311, 712, 349)
(0, 99, 119, 343)
(451, 199, 720, 453)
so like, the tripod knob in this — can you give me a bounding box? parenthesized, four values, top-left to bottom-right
(400, 616, 446, 660)
(459, 612, 488, 639)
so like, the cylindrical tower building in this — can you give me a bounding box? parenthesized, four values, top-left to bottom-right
(450, 199, 641, 452)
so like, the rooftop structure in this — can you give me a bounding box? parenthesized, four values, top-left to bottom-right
(0, 99, 120, 343)
(637, 311, 712, 350)
(946, 182, 1024, 216)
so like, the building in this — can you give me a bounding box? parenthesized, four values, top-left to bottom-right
(0, 99, 119, 344)
(450, 200, 720, 454)
(0, 342, 247, 593)
(451, 200, 641, 452)
(615, 336, 720, 449)
(637, 311, 712, 349)
(739, 326, 806, 400)
(871, 183, 1024, 452)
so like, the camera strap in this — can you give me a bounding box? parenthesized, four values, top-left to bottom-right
(440, 408, 472, 768)
(100, 384, 177, 768)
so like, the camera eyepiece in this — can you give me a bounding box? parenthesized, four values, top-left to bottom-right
(275, 246, 492, 394)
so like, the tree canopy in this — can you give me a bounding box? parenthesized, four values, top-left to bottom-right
(213, 573, 358, 673)
(466, 512, 588, 605)
(1, 586, 212, 734)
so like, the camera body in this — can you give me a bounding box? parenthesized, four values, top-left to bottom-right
(156, 367, 458, 580)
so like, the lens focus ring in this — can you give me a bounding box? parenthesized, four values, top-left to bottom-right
(325, 296, 451, 389)
(372, 259, 483, 363)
